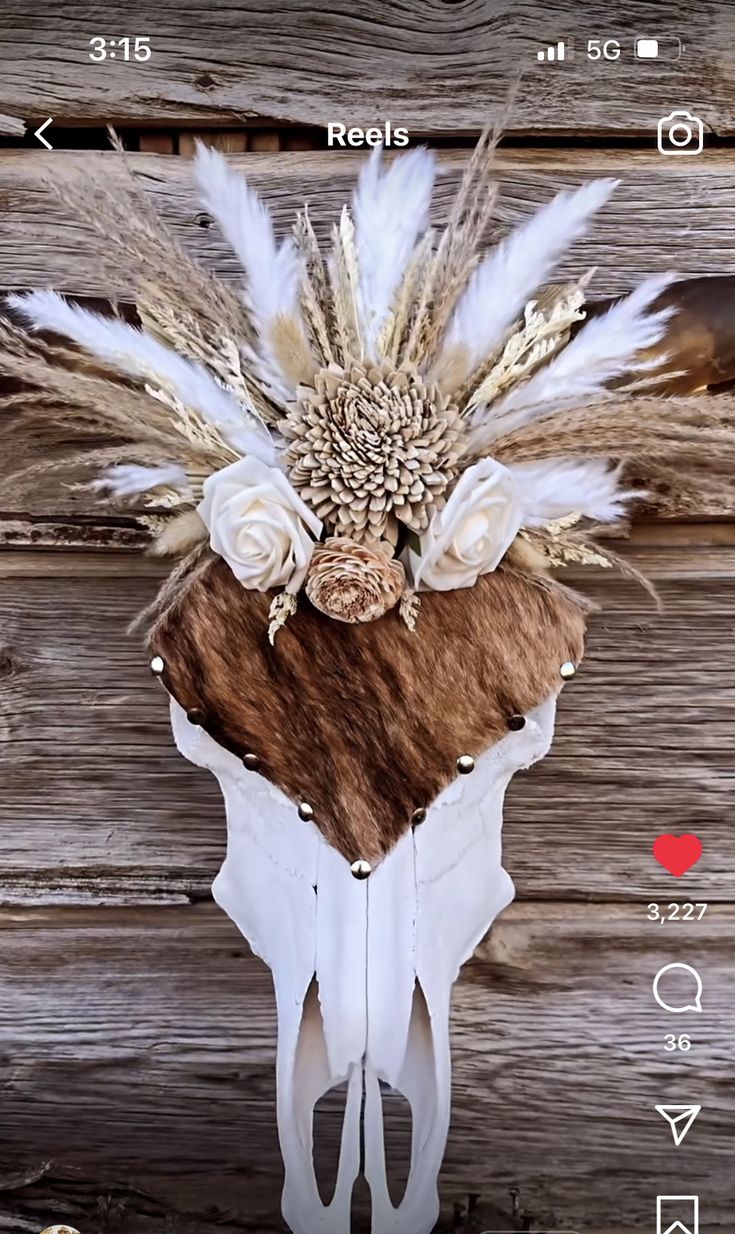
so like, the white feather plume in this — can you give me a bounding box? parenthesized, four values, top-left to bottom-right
(352, 145, 437, 354)
(510, 458, 639, 526)
(468, 273, 676, 451)
(194, 142, 301, 328)
(446, 177, 618, 370)
(9, 291, 277, 464)
(92, 463, 191, 498)
(193, 143, 311, 400)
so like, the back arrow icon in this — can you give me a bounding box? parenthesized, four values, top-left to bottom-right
(34, 118, 53, 149)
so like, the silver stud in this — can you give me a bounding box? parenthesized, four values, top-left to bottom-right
(150, 655, 165, 674)
(298, 802, 314, 821)
(350, 859, 372, 880)
(411, 807, 427, 827)
(456, 754, 475, 774)
(243, 753, 260, 771)
(560, 660, 577, 680)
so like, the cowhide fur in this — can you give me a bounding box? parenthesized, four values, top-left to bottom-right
(149, 558, 586, 862)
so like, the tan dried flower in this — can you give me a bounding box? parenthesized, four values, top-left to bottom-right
(305, 536, 405, 624)
(282, 362, 463, 544)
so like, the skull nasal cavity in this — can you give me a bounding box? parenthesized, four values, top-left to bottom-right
(313, 1082, 350, 1206)
(380, 1081, 413, 1206)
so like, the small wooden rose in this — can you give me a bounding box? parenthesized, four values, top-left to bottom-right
(305, 537, 405, 623)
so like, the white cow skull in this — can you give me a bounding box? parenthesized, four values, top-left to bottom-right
(171, 693, 557, 1234)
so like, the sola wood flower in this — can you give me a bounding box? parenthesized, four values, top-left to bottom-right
(306, 536, 405, 623)
(198, 456, 322, 593)
(283, 362, 463, 544)
(410, 458, 523, 591)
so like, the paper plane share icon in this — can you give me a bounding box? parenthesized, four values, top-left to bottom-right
(655, 1104, 702, 1146)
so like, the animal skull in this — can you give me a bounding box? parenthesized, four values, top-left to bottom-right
(172, 694, 557, 1233)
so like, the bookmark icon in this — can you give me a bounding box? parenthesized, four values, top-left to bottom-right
(656, 1194, 699, 1234)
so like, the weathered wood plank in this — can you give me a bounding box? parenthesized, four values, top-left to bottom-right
(0, 113, 24, 136)
(3, 523, 735, 575)
(1, 902, 732, 1230)
(4, 147, 735, 524)
(7, 506, 735, 560)
(178, 130, 247, 156)
(248, 130, 283, 152)
(1, 148, 733, 300)
(138, 133, 175, 154)
(0, 550, 163, 577)
(0, 516, 149, 550)
(1, 549, 733, 904)
(0, 1, 732, 134)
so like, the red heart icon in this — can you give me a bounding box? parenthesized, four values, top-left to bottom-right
(653, 834, 703, 877)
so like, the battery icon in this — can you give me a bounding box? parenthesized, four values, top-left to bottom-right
(635, 35, 683, 60)
(635, 37, 659, 57)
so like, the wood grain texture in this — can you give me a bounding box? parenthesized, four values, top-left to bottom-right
(1, 543, 733, 906)
(0, 113, 24, 136)
(0, 0, 732, 134)
(1, 903, 732, 1231)
(0, 516, 150, 550)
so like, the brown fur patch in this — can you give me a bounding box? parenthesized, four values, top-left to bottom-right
(149, 559, 586, 863)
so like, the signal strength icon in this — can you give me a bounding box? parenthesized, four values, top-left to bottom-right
(537, 40, 570, 62)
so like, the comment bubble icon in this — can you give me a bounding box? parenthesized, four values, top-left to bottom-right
(653, 963, 703, 1013)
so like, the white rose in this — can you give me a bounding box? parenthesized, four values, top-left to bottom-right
(198, 457, 322, 593)
(410, 458, 522, 592)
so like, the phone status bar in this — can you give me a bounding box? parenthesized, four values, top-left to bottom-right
(536, 35, 683, 63)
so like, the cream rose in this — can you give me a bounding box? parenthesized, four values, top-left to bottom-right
(198, 457, 322, 593)
(410, 458, 522, 592)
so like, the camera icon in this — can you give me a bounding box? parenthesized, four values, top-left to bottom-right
(657, 110, 703, 155)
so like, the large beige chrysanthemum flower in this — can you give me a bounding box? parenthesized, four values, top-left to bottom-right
(282, 362, 463, 544)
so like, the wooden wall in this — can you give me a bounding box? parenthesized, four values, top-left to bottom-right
(1, 3, 734, 1232)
